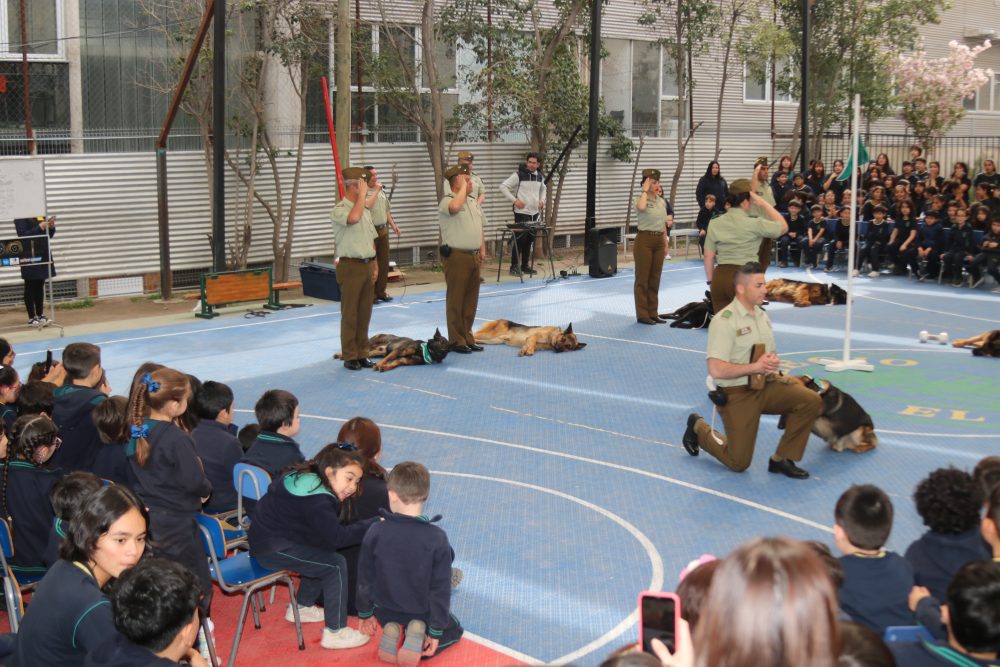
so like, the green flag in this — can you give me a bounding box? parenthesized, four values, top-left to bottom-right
(837, 136, 870, 182)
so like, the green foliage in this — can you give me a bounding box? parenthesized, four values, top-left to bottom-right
(57, 298, 95, 310)
(600, 113, 634, 162)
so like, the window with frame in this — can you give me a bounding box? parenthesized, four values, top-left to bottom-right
(964, 72, 1000, 112)
(743, 60, 795, 103)
(2, 0, 61, 58)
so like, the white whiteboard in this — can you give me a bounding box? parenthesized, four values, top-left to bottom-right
(0, 158, 47, 220)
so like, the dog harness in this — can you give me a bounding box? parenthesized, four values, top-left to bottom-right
(421, 342, 432, 365)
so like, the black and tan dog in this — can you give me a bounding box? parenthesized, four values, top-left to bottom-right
(473, 319, 587, 356)
(335, 329, 449, 372)
(952, 330, 1000, 357)
(765, 278, 848, 307)
(779, 375, 878, 453)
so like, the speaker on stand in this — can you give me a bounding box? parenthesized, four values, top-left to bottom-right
(588, 227, 618, 278)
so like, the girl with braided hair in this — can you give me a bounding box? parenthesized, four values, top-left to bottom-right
(124, 366, 212, 609)
(2, 414, 64, 579)
(0, 364, 20, 436)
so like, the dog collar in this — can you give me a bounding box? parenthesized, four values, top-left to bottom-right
(421, 341, 432, 365)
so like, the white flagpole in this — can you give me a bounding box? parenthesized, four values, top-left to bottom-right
(823, 94, 873, 372)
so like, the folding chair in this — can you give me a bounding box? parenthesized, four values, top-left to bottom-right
(195, 514, 305, 667)
(883, 625, 934, 643)
(233, 463, 271, 530)
(0, 518, 42, 632)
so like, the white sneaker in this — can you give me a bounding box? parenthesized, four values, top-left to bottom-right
(868, 271, 879, 278)
(851, 269, 859, 277)
(286, 603, 325, 623)
(320, 625, 370, 649)
(665, 254, 672, 260)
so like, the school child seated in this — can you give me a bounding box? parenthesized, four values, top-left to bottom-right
(905, 467, 990, 600)
(2, 415, 65, 579)
(889, 561, 1000, 667)
(44, 470, 102, 567)
(804, 204, 827, 268)
(237, 423, 259, 454)
(248, 445, 377, 650)
(85, 558, 208, 667)
(51, 342, 108, 472)
(16, 379, 55, 417)
(825, 206, 854, 272)
(984, 484, 1000, 561)
(861, 204, 892, 278)
(974, 455, 1000, 504)
(11, 484, 149, 667)
(940, 208, 979, 285)
(916, 209, 945, 280)
(887, 200, 921, 275)
(241, 389, 305, 476)
(0, 364, 19, 435)
(970, 218, 1000, 288)
(777, 199, 807, 267)
(90, 396, 130, 485)
(191, 381, 243, 515)
(358, 461, 463, 665)
(833, 484, 915, 633)
(695, 193, 717, 253)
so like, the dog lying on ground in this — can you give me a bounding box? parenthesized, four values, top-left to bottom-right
(779, 374, 878, 452)
(660, 291, 713, 329)
(473, 320, 587, 356)
(952, 330, 1000, 357)
(765, 278, 848, 307)
(334, 329, 449, 371)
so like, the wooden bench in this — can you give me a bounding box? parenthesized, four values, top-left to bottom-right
(270, 281, 302, 307)
(196, 268, 281, 319)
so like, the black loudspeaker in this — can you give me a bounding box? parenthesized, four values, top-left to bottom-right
(588, 227, 618, 278)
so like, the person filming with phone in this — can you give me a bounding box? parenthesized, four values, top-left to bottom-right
(13, 215, 57, 326)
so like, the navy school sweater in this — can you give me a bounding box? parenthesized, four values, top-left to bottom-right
(864, 220, 892, 246)
(90, 441, 129, 485)
(248, 471, 375, 557)
(192, 419, 243, 514)
(84, 634, 178, 666)
(889, 640, 1000, 667)
(11, 559, 117, 667)
(126, 419, 211, 514)
(241, 431, 305, 478)
(838, 550, 915, 634)
(919, 222, 945, 251)
(356, 511, 456, 637)
(2, 460, 62, 577)
(51, 385, 108, 472)
(0, 403, 16, 438)
(904, 527, 991, 601)
(43, 516, 69, 567)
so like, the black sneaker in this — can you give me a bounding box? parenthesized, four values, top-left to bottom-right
(767, 458, 809, 479)
(509, 267, 522, 276)
(682, 413, 701, 456)
(522, 266, 537, 275)
(343, 360, 363, 371)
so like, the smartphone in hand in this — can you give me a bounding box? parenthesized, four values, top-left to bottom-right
(44, 350, 53, 375)
(639, 591, 681, 655)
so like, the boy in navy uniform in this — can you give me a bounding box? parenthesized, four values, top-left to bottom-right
(941, 208, 979, 285)
(916, 210, 945, 280)
(834, 484, 915, 634)
(86, 558, 208, 666)
(777, 199, 806, 267)
(358, 462, 463, 666)
(887, 208, 921, 275)
(44, 471, 102, 567)
(804, 204, 827, 268)
(191, 381, 243, 514)
(862, 204, 892, 277)
(825, 206, 854, 272)
(970, 218, 1000, 288)
(51, 342, 108, 472)
(241, 389, 305, 477)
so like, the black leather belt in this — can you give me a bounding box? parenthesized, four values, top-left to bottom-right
(340, 257, 373, 263)
(451, 248, 479, 255)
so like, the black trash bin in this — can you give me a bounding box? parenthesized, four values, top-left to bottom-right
(299, 261, 341, 301)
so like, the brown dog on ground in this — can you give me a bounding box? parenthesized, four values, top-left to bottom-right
(765, 278, 848, 307)
(334, 329, 449, 371)
(952, 330, 1000, 357)
(473, 319, 587, 356)
(779, 374, 878, 453)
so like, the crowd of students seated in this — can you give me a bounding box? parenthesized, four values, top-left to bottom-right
(696, 149, 1000, 290)
(0, 337, 460, 666)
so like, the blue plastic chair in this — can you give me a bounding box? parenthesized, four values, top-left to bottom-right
(883, 625, 934, 643)
(233, 463, 271, 530)
(0, 518, 43, 632)
(195, 514, 304, 667)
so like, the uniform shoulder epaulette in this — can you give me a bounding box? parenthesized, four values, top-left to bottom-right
(720, 310, 732, 318)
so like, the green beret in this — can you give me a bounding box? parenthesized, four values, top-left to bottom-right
(342, 166, 369, 182)
(457, 150, 474, 160)
(444, 164, 469, 180)
(729, 178, 752, 195)
(642, 168, 661, 181)
(754, 156, 769, 167)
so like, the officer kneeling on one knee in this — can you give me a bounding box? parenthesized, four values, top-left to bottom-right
(682, 262, 823, 479)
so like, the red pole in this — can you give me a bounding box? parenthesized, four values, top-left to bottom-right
(321, 76, 346, 198)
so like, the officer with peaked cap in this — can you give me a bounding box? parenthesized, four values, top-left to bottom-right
(439, 164, 486, 353)
(633, 168, 669, 324)
(749, 156, 778, 269)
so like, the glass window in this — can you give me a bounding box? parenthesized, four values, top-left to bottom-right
(379, 26, 416, 85)
(661, 48, 679, 98)
(992, 74, 1000, 112)
(601, 38, 631, 127)
(5, 0, 59, 56)
(744, 63, 767, 101)
(631, 40, 659, 134)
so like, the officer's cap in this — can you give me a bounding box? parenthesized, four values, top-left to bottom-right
(729, 178, 752, 195)
(642, 169, 661, 181)
(457, 150, 474, 160)
(444, 164, 469, 180)
(754, 156, 770, 168)
(342, 166, 370, 182)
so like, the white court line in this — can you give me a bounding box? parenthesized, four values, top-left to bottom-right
(267, 410, 834, 533)
(362, 377, 456, 400)
(854, 294, 1000, 324)
(878, 429, 999, 440)
(780, 346, 965, 357)
(576, 332, 704, 354)
(435, 471, 664, 666)
(491, 406, 681, 450)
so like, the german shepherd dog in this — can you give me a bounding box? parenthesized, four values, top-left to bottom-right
(335, 329, 450, 372)
(765, 278, 848, 307)
(661, 291, 713, 329)
(952, 330, 1000, 357)
(473, 320, 587, 356)
(779, 375, 878, 453)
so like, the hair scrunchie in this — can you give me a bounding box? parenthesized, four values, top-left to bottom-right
(140, 372, 160, 393)
(130, 423, 150, 440)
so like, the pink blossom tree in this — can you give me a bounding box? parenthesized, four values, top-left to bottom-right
(892, 40, 993, 155)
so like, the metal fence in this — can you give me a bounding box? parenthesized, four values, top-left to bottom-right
(820, 133, 1000, 175)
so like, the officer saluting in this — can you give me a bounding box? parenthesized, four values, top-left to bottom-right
(749, 156, 778, 269)
(633, 168, 669, 324)
(331, 166, 378, 370)
(682, 262, 822, 478)
(365, 165, 400, 303)
(439, 164, 486, 354)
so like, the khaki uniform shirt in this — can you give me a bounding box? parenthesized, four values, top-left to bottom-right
(469, 172, 485, 203)
(707, 298, 776, 387)
(369, 190, 391, 228)
(749, 181, 775, 219)
(331, 198, 377, 258)
(704, 207, 783, 265)
(634, 195, 668, 232)
(439, 192, 482, 250)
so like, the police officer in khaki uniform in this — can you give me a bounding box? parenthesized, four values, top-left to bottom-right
(457, 151, 486, 209)
(633, 168, 668, 324)
(749, 156, 777, 269)
(704, 178, 787, 313)
(364, 165, 400, 303)
(331, 166, 379, 370)
(682, 262, 822, 478)
(439, 164, 486, 353)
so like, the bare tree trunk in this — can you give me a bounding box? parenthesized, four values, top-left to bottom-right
(336, 0, 352, 175)
(714, 0, 745, 160)
(545, 149, 574, 253)
(625, 134, 646, 227)
(422, 0, 447, 200)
